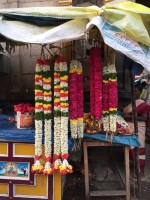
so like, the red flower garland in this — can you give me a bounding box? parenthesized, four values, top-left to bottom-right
(90, 47, 103, 120)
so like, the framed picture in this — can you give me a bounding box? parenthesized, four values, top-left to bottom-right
(0, 161, 30, 180)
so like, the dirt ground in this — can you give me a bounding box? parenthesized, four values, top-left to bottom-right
(63, 143, 150, 200)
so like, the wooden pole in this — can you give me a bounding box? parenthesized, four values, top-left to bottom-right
(130, 73, 141, 198)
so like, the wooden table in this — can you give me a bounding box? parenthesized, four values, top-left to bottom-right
(83, 140, 130, 200)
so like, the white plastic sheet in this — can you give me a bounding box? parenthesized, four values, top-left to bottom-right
(0, 17, 88, 44)
(86, 16, 150, 72)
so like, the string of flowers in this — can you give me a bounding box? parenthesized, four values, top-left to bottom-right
(32, 59, 44, 173)
(89, 50, 95, 118)
(90, 47, 103, 123)
(102, 65, 110, 133)
(53, 58, 62, 172)
(42, 60, 53, 175)
(69, 60, 78, 139)
(77, 61, 84, 140)
(69, 60, 84, 149)
(101, 64, 118, 139)
(69, 60, 78, 141)
(108, 64, 118, 134)
(59, 57, 73, 174)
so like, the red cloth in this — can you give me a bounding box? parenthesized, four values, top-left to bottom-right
(136, 102, 150, 117)
(130, 148, 145, 171)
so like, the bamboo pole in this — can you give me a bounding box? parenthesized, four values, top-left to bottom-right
(130, 73, 141, 198)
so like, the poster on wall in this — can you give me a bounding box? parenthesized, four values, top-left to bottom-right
(0, 161, 30, 180)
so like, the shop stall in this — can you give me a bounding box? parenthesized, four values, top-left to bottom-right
(0, 1, 150, 200)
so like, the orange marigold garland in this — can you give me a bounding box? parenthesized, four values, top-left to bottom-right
(32, 59, 44, 173)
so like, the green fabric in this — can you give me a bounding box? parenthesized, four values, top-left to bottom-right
(4, 14, 70, 26)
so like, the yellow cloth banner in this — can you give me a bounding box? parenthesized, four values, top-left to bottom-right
(104, 1, 150, 46)
(0, 6, 103, 19)
(0, 1, 149, 47)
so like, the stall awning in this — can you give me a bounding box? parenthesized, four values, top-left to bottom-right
(0, 1, 150, 71)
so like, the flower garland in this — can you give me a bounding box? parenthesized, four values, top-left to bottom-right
(77, 61, 84, 140)
(69, 60, 78, 140)
(90, 47, 103, 121)
(42, 60, 53, 175)
(53, 58, 62, 172)
(69, 60, 84, 148)
(108, 64, 118, 133)
(90, 50, 95, 118)
(14, 103, 34, 114)
(102, 64, 118, 137)
(116, 115, 130, 134)
(32, 57, 73, 175)
(102, 65, 110, 133)
(59, 57, 72, 174)
(32, 59, 44, 173)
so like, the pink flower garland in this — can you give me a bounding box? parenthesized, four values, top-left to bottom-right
(69, 60, 84, 147)
(69, 60, 78, 139)
(102, 66, 110, 132)
(102, 64, 118, 137)
(90, 47, 103, 120)
(77, 61, 84, 139)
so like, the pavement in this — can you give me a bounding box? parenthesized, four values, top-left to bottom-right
(63, 143, 150, 200)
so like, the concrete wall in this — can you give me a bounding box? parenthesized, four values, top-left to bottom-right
(0, 0, 59, 8)
(0, 0, 59, 103)
(72, 0, 104, 6)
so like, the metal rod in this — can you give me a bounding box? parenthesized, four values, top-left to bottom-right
(130, 73, 141, 198)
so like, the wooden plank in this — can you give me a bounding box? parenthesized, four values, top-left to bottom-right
(83, 142, 90, 200)
(125, 145, 130, 200)
(84, 141, 122, 147)
(59, 0, 72, 6)
(83, 140, 130, 200)
(90, 190, 127, 196)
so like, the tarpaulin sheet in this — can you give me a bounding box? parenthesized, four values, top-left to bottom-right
(0, 6, 102, 19)
(0, 17, 88, 44)
(86, 16, 150, 72)
(84, 133, 140, 147)
(0, 114, 140, 147)
(103, 2, 150, 47)
(0, 1, 150, 71)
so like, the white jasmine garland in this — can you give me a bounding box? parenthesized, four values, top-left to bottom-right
(35, 120, 43, 156)
(70, 123, 78, 139)
(61, 117, 68, 155)
(103, 115, 110, 132)
(53, 58, 62, 171)
(54, 117, 61, 155)
(32, 59, 44, 173)
(44, 120, 52, 157)
(77, 120, 84, 139)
